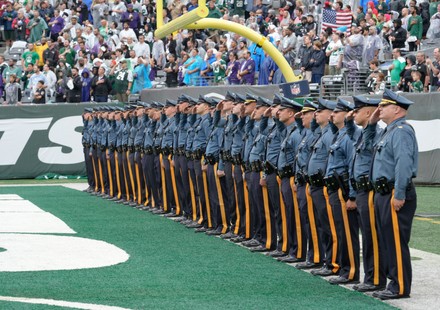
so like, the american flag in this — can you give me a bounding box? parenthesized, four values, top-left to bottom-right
(321, 9, 353, 32)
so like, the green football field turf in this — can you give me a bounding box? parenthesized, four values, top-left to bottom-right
(0, 186, 394, 309)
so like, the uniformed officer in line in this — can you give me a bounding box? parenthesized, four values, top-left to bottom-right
(105, 107, 118, 200)
(276, 97, 306, 263)
(261, 94, 286, 257)
(173, 95, 195, 222)
(160, 99, 178, 215)
(240, 93, 261, 247)
(126, 106, 139, 206)
(192, 96, 213, 232)
(82, 108, 95, 193)
(113, 107, 127, 202)
(142, 102, 162, 210)
(294, 99, 323, 270)
(181, 96, 201, 226)
(204, 97, 230, 236)
(133, 104, 148, 207)
(246, 96, 277, 252)
(228, 93, 250, 242)
(120, 106, 135, 204)
(369, 89, 418, 300)
(345, 95, 387, 292)
(217, 92, 238, 239)
(324, 98, 360, 285)
(307, 98, 339, 277)
(98, 108, 110, 198)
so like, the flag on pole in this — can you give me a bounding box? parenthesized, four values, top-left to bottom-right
(321, 9, 353, 32)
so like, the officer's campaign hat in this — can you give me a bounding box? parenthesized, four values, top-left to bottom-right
(183, 95, 197, 106)
(153, 101, 164, 108)
(165, 99, 177, 107)
(84, 108, 93, 113)
(234, 93, 247, 103)
(317, 98, 337, 111)
(149, 102, 158, 109)
(279, 96, 303, 111)
(272, 93, 283, 106)
(209, 97, 223, 107)
(245, 93, 258, 104)
(225, 91, 236, 102)
(177, 94, 188, 103)
(380, 89, 414, 110)
(256, 96, 272, 108)
(352, 95, 381, 109)
(300, 99, 318, 113)
(198, 95, 209, 105)
(333, 98, 354, 112)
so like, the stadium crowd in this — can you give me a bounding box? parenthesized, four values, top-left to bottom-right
(0, 0, 439, 105)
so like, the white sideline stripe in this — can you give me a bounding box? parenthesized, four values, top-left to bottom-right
(0, 194, 23, 200)
(0, 296, 131, 310)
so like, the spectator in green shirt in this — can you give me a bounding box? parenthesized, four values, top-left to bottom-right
(407, 6, 423, 51)
(389, 48, 406, 87)
(59, 40, 76, 67)
(212, 52, 226, 84)
(21, 43, 39, 70)
(207, 1, 222, 19)
(409, 70, 423, 92)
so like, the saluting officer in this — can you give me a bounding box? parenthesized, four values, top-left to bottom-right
(370, 89, 418, 300)
(307, 98, 339, 277)
(276, 96, 305, 263)
(294, 99, 323, 270)
(105, 107, 118, 200)
(82, 108, 95, 193)
(346, 95, 386, 292)
(324, 98, 360, 285)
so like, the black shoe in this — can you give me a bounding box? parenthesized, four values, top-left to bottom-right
(250, 245, 269, 252)
(115, 199, 125, 203)
(220, 231, 236, 239)
(372, 289, 410, 300)
(163, 212, 179, 218)
(277, 255, 304, 263)
(83, 187, 92, 192)
(230, 236, 246, 243)
(108, 197, 119, 201)
(311, 267, 336, 277)
(186, 222, 203, 229)
(295, 261, 323, 269)
(173, 216, 187, 222)
(180, 219, 192, 225)
(152, 209, 166, 214)
(267, 250, 287, 258)
(242, 239, 261, 248)
(353, 283, 386, 292)
(194, 226, 208, 233)
(328, 276, 359, 285)
(206, 229, 222, 236)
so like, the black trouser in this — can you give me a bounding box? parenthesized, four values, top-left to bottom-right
(175, 154, 191, 217)
(265, 173, 281, 251)
(148, 153, 162, 208)
(134, 152, 145, 204)
(247, 171, 262, 242)
(232, 164, 247, 237)
(141, 153, 156, 206)
(127, 150, 137, 201)
(107, 150, 117, 198)
(84, 146, 94, 188)
(194, 159, 210, 227)
(161, 155, 176, 212)
(298, 183, 323, 264)
(206, 163, 229, 233)
(223, 162, 236, 229)
(97, 149, 108, 194)
(122, 151, 134, 201)
(280, 177, 305, 258)
(356, 190, 386, 286)
(310, 186, 339, 271)
(115, 151, 126, 200)
(187, 159, 199, 221)
(328, 189, 360, 281)
(374, 184, 416, 296)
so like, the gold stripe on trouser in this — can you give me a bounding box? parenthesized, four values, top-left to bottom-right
(243, 176, 251, 239)
(290, 177, 302, 258)
(188, 174, 197, 221)
(306, 183, 320, 263)
(135, 163, 142, 204)
(202, 164, 212, 228)
(122, 156, 130, 201)
(261, 172, 272, 250)
(277, 176, 288, 253)
(214, 163, 228, 233)
(233, 165, 241, 235)
(338, 189, 356, 280)
(143, 170, 150, 207)
(160, 154, 168, 211)
(196, 174, 204, 224)
(114, 152, 122, 199)
(127, 151, 136, 200)
(391, 189, 404, 295)
(98, 157, 105, 194)
(91, 156, 99, 192)
(368, 190, 380, 285)
(169, 155, 181, 215)
(323, 187, 340, 272)
(106, 150, 114, 197)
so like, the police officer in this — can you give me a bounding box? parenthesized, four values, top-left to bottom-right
(294, 99, 323, 269)
(133, 104, 148, 207)
(276, 96, 306, 262)
(324, 98, 360, 285)
(114, 107, 127, 202)
(370, 89, 418, 300)
(346, 95, 387, 292)
(82, 108, 95, 193)
(307, 98, 339, 277)
(105, 107, 118, 200)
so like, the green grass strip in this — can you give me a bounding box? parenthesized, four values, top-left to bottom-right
(0, 186, 393, 310)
